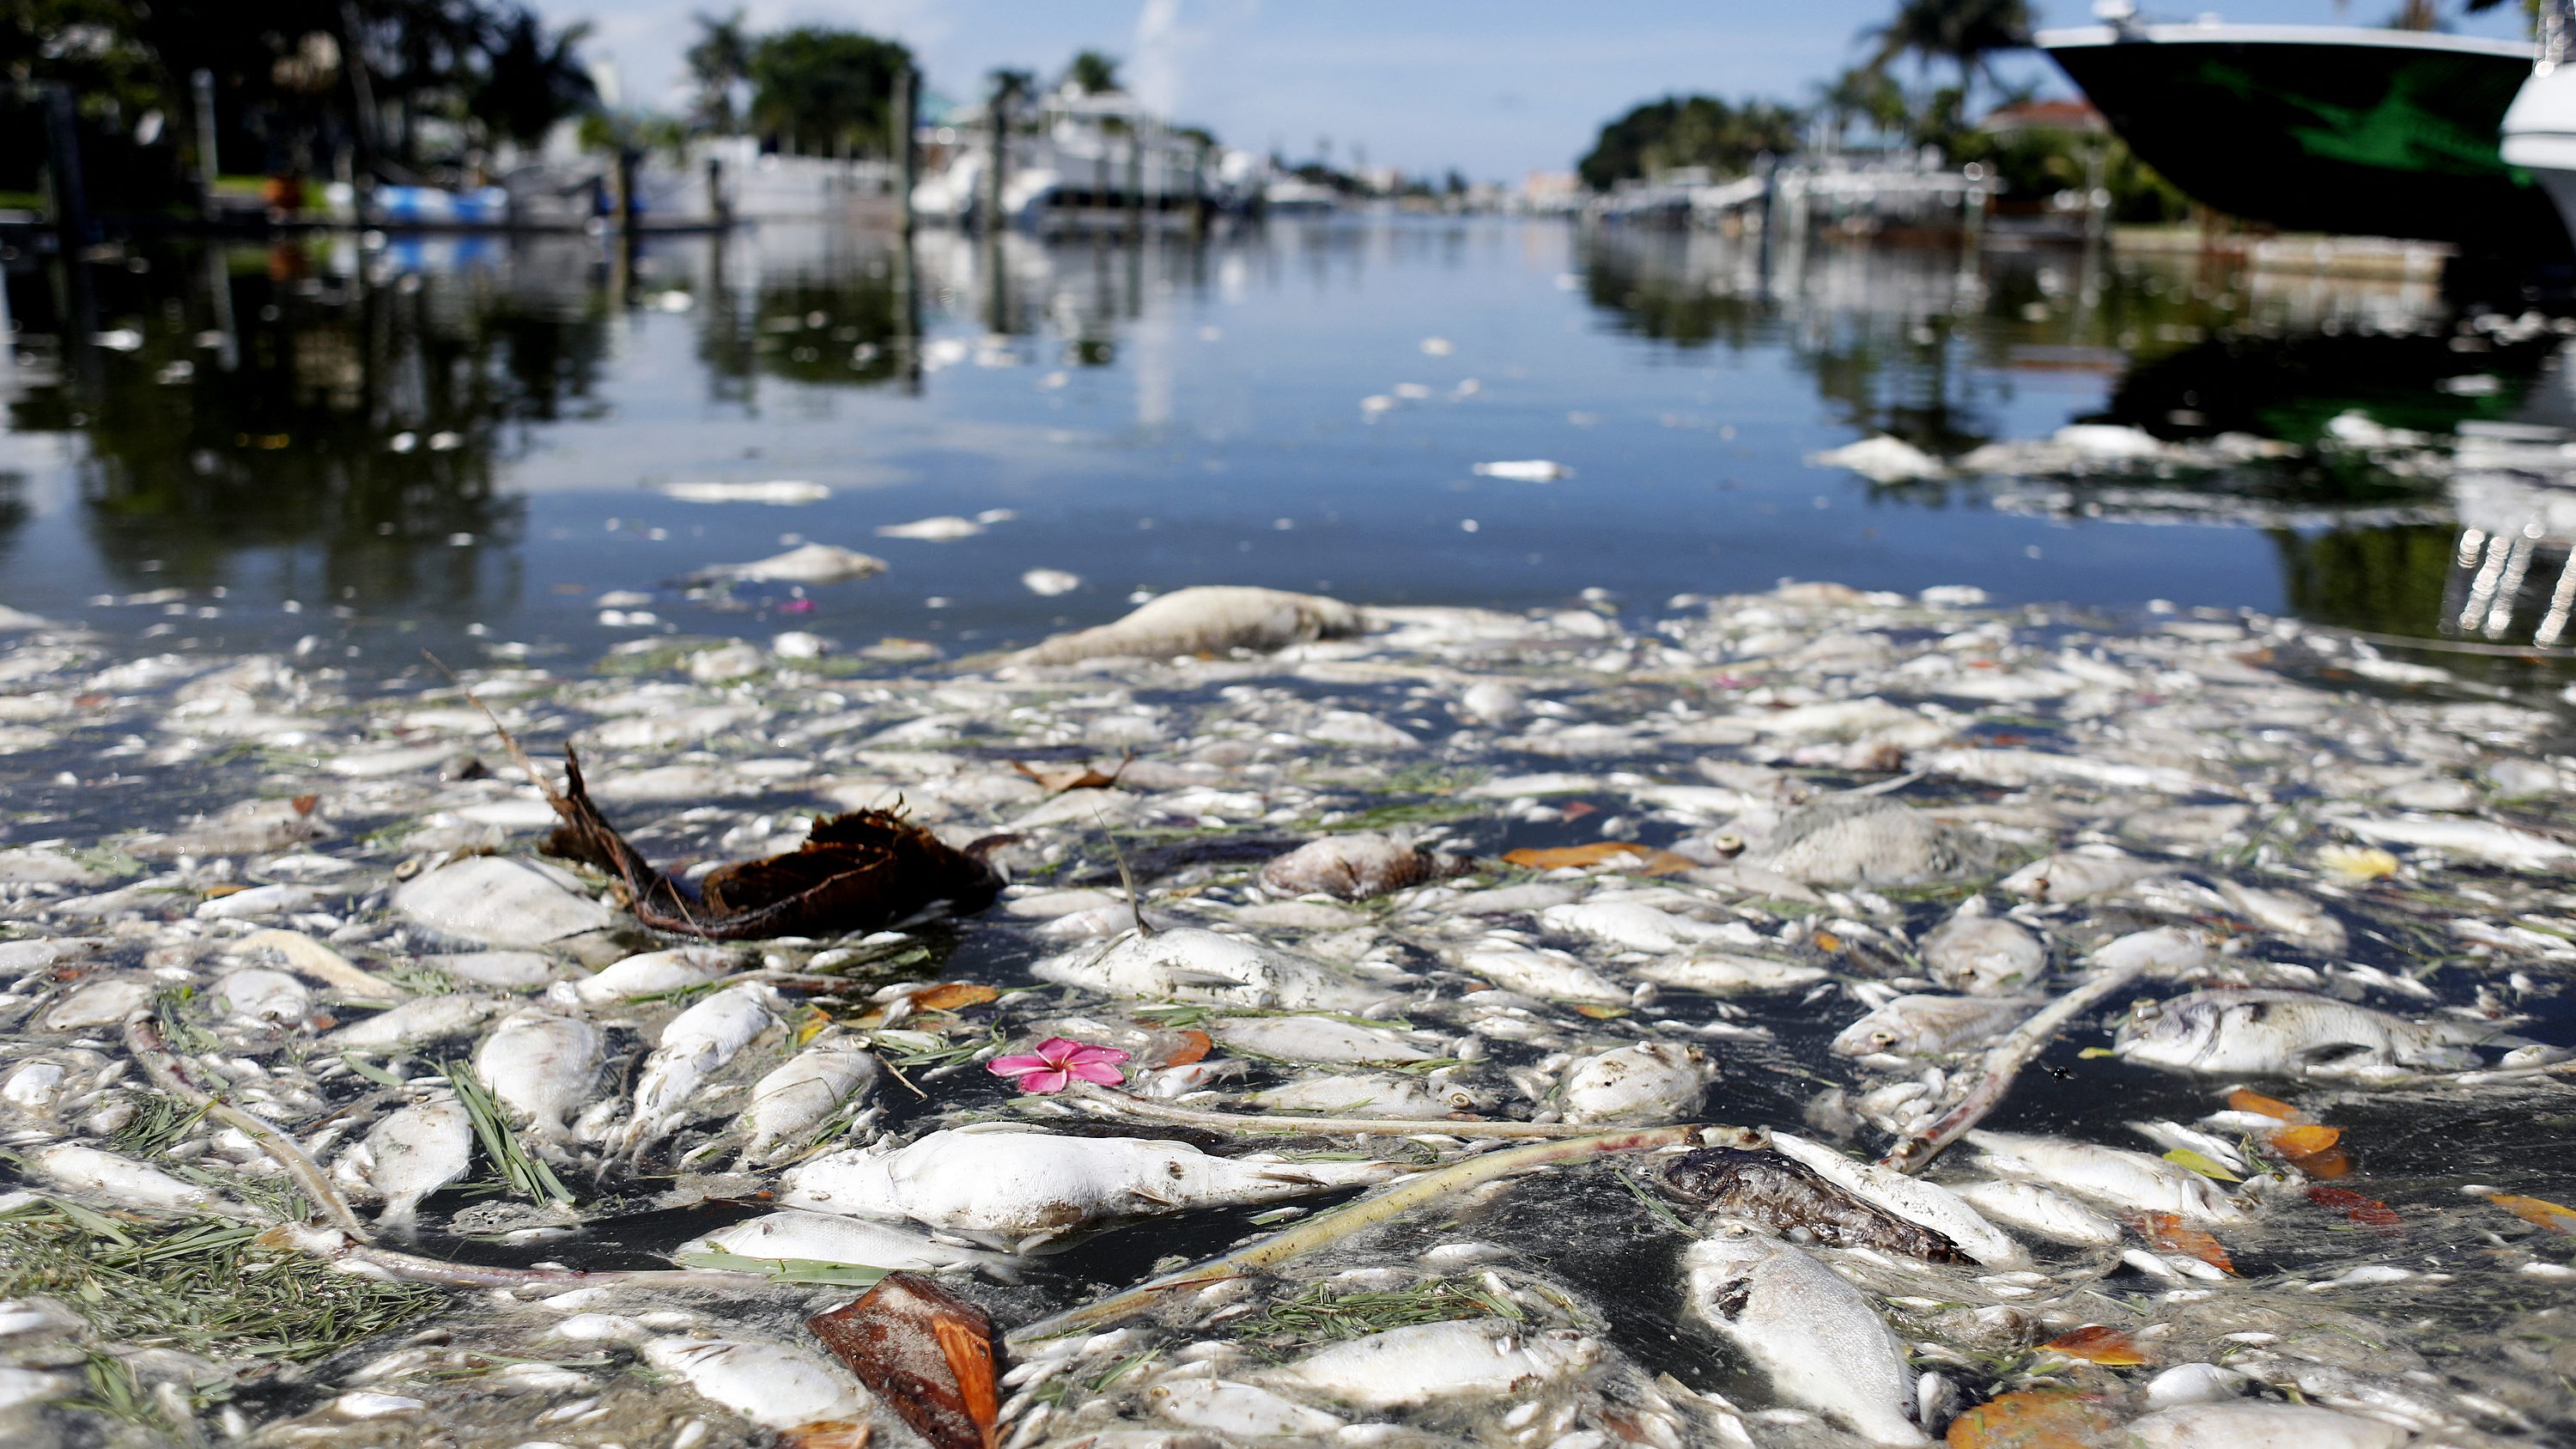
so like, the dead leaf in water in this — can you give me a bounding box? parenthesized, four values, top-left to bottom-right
(909, 983, 1000, 1014)
(2227, 1087, 2303, 1121)
(1944, 1386, 2115, 1448)
(2306, 1185, 2401, 1231)
(2038, 1324, 2148, 1366)
(2136, 1211, 2235, 1274)
(808, 1272, 999, 1449)
(782, 1424, 872, 1449)
(1502, 843, 1697, 875)
(1154, 1028, 1213, 1067)
(2489, 1192, 2576, 1235)
(2267, 1123, 2342, 1158)
(2161, 1148, 2240, 1182)
(1010, 753, 1133, 795)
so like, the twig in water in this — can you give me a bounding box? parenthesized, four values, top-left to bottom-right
(1877, 957, 2168, 1174)
(1102, 814, 1153, 935)
(125, 1016, 369, 1237)
(1005, 1123, 1714, 1346)
(1057, 1082, 1619, 1139)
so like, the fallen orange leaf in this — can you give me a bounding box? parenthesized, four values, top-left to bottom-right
(2306, 1185, 2401, 1231)
(2292, 1146, 2354, 1179)
(1157, 1028, 1213, 1067)
(1501, 843, 1697, 875)
(2227, 1087, 2303, 1121)
(2491, 1193, 2576, 1235)
(1944, 1387, 2116, 1449)
(2267, 1123, 2342, 1158)
(2039, 1324, 2148, 1366)
(1813, 930, 1844, 953)
(200, 884, 248, 898)
(909, 983, 999, 1014)
(2135, 1211, 2235, 1275)
(1572, 1003, 1629, 1020)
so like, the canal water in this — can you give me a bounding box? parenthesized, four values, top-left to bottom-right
(4, 216, 2566, 677)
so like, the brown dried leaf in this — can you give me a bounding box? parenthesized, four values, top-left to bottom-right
(290, 794, 319, 816)
(2294, 1147, 2354, 1179)
(1501, 843, 1698, 875)
(200, 884, 249, 899)
(910, 983, 1000, 1014)
(2038, 1324, 2148, 1366)
(2136, 1210, 2235, 1274)
(2267, 1123, 2341, 1158)
(1010, 754, 1131, 795)
(1944, 1386, 2116, 1448)
(2491, 1192, 2576, 1235)
(1156, 1028, 1213, 1067)
(809, 1273, 999, 1449)
(2306, 1185, 2402, 1231)
(2227, 1087, 2303, 1121)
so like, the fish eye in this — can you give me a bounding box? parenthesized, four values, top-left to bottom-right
(1713, 833, 1746, 858)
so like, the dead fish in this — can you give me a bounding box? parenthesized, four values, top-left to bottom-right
(1965, 1129, 2240, 1222)
(1210, 1015, 1443, 1064)
(1267, 1319, 1597, 1409)
(1662, 1148, 1969, 1263)
(1541, 900, 1741, 953)
(341, 1093, 473, 1230)
(1954, 1178, 2123, 1247)
(638, 1337, 869, 1431)
(1149, 1377, 1345, 1437)
(2212, 880, 2348, 955)
(678, 1209, 1018, 1275)
(1749, 796, 1995, 887)
(1242, 1071, 1492, 1118)
(1258, 834, 1473, 900)
(1681, 1233, 1926, 1445)
(685, 543, 887, 584)
(1630, 953, 1827, 994)
(28, 1143, 246, 1218)
(553, 946, 738, 1007)
(1455, 939, 1628, 1004)
(2335, 814, 2576, 874)
(1998, 849, 2162, 903)
(471, 1011, 601, 1138)
(1832, 994, 2038, 1057)
(1013, 586, 1367, 666)
(1036, 928, 1388, 1012)
(618, 982, 782, 1155)
(741, 1040, 882, 1162)
(2114, 989, 2496, 1081)
(1920, 913, 2046, 995)
(1766, 1131, 2027, 1268)
(322, 995, 506, 1050)
(781, 1123, 1398, 1243)
(532, 746, 1002, 941)
(392, 855, 612, 949)
(1562, 1042, 1711, 1122)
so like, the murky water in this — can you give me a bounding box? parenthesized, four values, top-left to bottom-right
(7, 217, 2571, 678)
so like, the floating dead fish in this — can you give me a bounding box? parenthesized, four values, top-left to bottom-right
(1920, 913, 2047, 995)
(742, 1040, 882, 1162)
(1561, 1042, 1711, 1123)
(1750, 796, 1995, 886)
(1999, 849, 2163, 903)
(324, 995, 506, 1050)
(2114, 989, 2497, 1081)
(1630, 953, 1827, 994)
(1681, 1233, 1926, 1445)
(1035, 928, 1389, 1012)
(529, 745, 1002, 941)
(1662, 1148, 1969, 1263)
(1473, 459, 1573, 481)
(639, 1336, 870, 1431)
(619, 982, 782, 1155)
(1210, 1015, 1443, 1064)
(1454, 939, 1628, 1004)
(781, 1123, 1399, 1241)
(1258, 834, 1473, 900)
(1013, 586, 1368, 666)
(2124, 1401, 2407, 1449)
(689, 544, 889, 584)
(875, 514, 987, 540)
(1965, 1129, 2241, 1223)
(340, 1093, 473, 1229)
(1267, 1319, 1597, 1409)
(1955, 1178, 2123, 1246)
(471, 1011, 601, 1138)
(1766, 1131, 2027, 1269)
(683, 1209, 1016, 1275)
(1832, 994, 2040, 1057)
(1242, 1071, 1490, 1118)
(393, 855, 612, 948)
(659, 479, 830, 504)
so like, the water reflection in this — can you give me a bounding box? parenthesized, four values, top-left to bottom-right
(1, 217, 2572, 668)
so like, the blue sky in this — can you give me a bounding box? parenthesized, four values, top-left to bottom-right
(546, 0, 2535, 180)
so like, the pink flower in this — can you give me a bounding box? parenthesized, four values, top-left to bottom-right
(987, 1036, 1129, 1095)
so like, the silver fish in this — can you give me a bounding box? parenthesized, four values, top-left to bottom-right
(2115, 989, 2492, 1081)
(1832, 994, 2038, 1056)
(1680, 1233, 1925, 1445)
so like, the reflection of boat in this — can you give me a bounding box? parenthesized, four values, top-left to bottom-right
(2038, 19, 2567, 253)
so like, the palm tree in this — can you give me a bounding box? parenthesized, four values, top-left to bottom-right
(1066, 49, 1121, 94)
(1865, 0, 2032, 111)
(477, 7, 595, 150)
(686, 9, 750, 132)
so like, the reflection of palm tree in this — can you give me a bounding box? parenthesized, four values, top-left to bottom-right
(1865, 0, 2032, 110)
